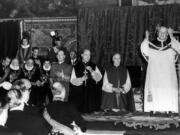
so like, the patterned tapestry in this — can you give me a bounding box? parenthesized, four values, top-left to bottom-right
(23, 17, 77, 56)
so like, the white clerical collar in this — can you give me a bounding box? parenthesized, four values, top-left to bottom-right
(10, 103, 24, 111)
(58, 61, 64, 64)
(83, 60, 89, 64)
(10, 64, 20, 71)
(71, 58, 77, 63)
(21, 44, 30, 49)
(53, 96, 64, 101)
(114, 64, 120, 68)
(25, 64, 34, 71)
(157, 37, 166, 43)
(43, 65, 51, 71)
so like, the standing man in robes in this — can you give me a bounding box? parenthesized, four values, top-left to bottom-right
(30, 47, 42, 68)
(50, 50, 72, 102)
(101, 53, 132, 111)
(141, 26, 180, 113)
(70, 49, 102, 113)
(16, 37, 31, 67)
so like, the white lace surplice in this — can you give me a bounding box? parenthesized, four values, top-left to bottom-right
(141, 38, 180, 113)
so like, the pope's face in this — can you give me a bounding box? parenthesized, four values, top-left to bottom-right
(158, 27, 168, 41)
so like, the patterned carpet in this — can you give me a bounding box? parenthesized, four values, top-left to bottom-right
(83, 111, 180, 135)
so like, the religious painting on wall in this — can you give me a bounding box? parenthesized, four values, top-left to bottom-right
(23, 17, 77, 56)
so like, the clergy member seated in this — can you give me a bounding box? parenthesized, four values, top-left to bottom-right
(43, 82, 86, 135)
(101, 53, 134, 112)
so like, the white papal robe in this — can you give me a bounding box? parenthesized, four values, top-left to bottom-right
(141, 37, 180, 113)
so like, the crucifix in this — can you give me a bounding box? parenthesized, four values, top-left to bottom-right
(83, 69, 88, 86)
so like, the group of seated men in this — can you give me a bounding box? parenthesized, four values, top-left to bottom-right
(0, 79, 86, 135)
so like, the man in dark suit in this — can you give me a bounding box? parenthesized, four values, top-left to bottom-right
(12, 79, 41, 115)
(0, 98, 22, 135)
(6, 88, 49, 135)
(43, 82, 86, 135)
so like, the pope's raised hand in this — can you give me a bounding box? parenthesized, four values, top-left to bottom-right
(145, 30, 149, 40)
(167, 28, 174, 38)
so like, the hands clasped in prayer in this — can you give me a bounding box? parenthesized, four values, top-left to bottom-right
(112, 87, 126, 94)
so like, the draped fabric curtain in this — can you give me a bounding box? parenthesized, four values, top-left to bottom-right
(78, 4, 180, 67)
(0, 20, 20, 60)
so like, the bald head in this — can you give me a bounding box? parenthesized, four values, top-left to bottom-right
(52, 82, 66, 101)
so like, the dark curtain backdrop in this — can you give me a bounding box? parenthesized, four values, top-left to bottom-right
(0, 20, 20, 60)
(78, 4, 180, 67)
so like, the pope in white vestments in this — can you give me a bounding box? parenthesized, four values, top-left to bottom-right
(141, 26, 180, 113)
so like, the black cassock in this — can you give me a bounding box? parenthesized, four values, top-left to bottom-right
(6, 110, 49, 135)
(46, 100, 86, 132)
(39, 68, 53, 105)
(69, 61, 102, 113)
(0, 63, 7, 79)
(20, 66, 41, 106)
(0, 126, 22, 135)
(5, 67, 22, 83)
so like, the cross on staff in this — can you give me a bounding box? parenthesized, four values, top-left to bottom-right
(116, 80, 121, 108)
(83, 69, 88, 86)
